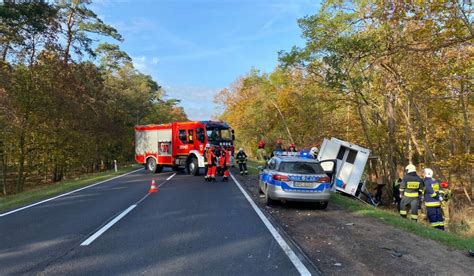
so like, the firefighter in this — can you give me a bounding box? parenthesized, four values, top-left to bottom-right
(257, 139, 267, 161)
(399, 164, 424, 221)
(236, 148, 248, 175)
(439, 180, 451, 225)
(205, 145, 217, 181)
(204, 143, 210, 181)
(423, 168, 444, 230)
(288, 143, 297, 152)
(214, 147, 222, 176)
(309, 147, 319, 159)
(271, 138, 284, 157)
(392, 177, 402, 211)
(220, 147, 231, 181)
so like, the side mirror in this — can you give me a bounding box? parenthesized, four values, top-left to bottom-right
(231, 129, 235, 141)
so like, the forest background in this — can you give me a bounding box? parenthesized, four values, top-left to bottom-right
(0, 0, 187, 195)
(216, 0, 473, 233)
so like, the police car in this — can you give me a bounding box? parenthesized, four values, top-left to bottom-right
(258, 153, 333, 209)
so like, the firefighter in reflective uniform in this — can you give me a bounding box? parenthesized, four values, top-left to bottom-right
(205, 145, 217, 182)
(214, 147, 222, 176)
(236, 148, 248, 175)
(423, 168, 444, 230)
(309, 147, 319, 159)
(399, 164, 424, 221)
(220, 147, 231, 181)
(203, 144, 211, 181)
(257, 139, 267, 162)
(439, 180, 451, 225)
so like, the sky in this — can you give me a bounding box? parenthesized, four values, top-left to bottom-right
(91, 0, 321, 120)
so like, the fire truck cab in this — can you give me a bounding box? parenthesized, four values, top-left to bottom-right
(135, 121, 234, 175)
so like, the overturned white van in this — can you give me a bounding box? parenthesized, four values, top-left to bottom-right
(317, 138, 371, 197)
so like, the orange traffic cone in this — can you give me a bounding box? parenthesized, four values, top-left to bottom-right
(149, 179, 158, 193)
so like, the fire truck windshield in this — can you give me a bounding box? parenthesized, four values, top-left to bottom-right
(206, 127, 232, 142)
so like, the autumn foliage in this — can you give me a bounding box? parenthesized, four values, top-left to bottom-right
(0, 1, 186, 195)
(216, 1, 473, 219)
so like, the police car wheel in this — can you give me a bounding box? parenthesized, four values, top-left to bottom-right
(265, 186, 277, 206)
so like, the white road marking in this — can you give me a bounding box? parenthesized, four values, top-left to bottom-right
(165, 173, 176, 182)
(80, 172, 176, 246)
(230, 173, 312, 276)
(80, 204, 137, 246)
(0, 168, 143, 217)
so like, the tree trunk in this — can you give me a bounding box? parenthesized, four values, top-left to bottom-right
(270, 99, 295, 145)
(459, 82, 471, 154)
(355, 96, 374, 150)
(0, 140, 7, 195)
(1, 41, 9, 61)
(409, 96, 445, 179)
(64, 9, 75, 63)
(385, 91, 398, 184)
(16, 127, 26, 193)
(396, 97, 423, 157)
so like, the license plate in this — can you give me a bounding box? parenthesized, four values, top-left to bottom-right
(293, 182, 316, 188)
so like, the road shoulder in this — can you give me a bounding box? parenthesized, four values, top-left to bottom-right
(233, 169, 474, 275)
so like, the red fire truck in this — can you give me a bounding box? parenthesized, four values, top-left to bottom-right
(135, 121, 234, 175)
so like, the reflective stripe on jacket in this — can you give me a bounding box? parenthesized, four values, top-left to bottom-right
(236, 151, 247, 163)
(205, 149, 216, 166)
(424, 177, 441, 207)
(400, 172, 424, 198)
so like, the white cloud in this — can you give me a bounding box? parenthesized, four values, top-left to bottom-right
(131, 55, 160, 75)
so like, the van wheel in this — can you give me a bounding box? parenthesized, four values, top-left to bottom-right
(146, 158, 157, 173)
(188, 157, 199, 176)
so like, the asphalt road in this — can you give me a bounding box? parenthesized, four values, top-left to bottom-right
(0, 169, 303, 275)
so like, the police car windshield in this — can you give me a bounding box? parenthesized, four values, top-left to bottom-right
(206, 127, 232, 142)
(278, 162, 325, 175)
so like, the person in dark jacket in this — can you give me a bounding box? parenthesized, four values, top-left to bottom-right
(392, 177, 402, 211)
(399, 164, 424, 221)
(235, 148, 248, 175)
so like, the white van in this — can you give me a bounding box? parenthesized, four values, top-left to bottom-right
(317, 138, 371, 197)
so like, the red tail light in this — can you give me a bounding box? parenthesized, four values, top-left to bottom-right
(272, 174, 289, 181)
(317, 176, 331, 183)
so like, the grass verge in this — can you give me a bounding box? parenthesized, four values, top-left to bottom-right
(0, 164, 141, 213)
(246, 159, 262, 175)
(331, 193, 474, 250)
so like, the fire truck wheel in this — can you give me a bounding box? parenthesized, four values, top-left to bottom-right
(187, 157, 199, 176)
(146, 157, 157, 173)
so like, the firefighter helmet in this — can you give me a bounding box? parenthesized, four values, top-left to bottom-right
(310, 147, 319, 156)
(405, 164, 416, 173)
(239, 147, 243, 152)
(423, 168, 433, 178)
(205, 143, 211, 149)
(440, 181, 449, 189)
